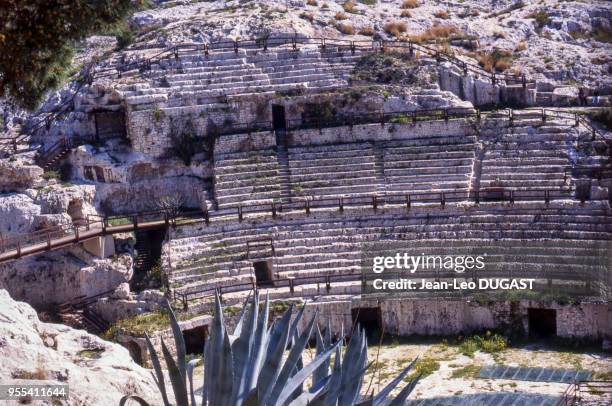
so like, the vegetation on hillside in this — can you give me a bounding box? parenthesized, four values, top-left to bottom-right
(0, 0, 148, 109)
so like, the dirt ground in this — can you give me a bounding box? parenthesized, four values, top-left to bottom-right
(189, 335, 611, 402)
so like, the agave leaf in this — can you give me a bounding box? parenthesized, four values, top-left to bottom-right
(187, 359, 200, 406)
(205, 291, 231, 406)
(288, 303, 306, 346)
(387, 376, 421, 406)
(166, 299, 187, 385)
(248, 291, 270, 390)
(372, 358, 418, 406)
(231, 291, 252, 340)
(313, 324, 329, 385)
(258, 307, 294, 405)
(119, 395, 151, 406)
(144, 333, 170, 406)
(322, 346, 343, 406)
(266, 313, 318, 405)
(338, 330, 368, 406)
(325, 319, 332, 346)
(286, 375, 331, 406)
(161, 338, 190, 406)
(233, 291, 258, 402)
(276, 341, 341, 406)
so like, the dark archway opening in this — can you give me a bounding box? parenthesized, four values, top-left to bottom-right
(528, 308, 557, 338)
(352, 307, 382, 341)
(272, 105, 287, 132)
(126, 341, 143, 366)
(254, 260, 274, 287)
(131, 228, 167, 292)
(183, 325, 208, 355)
(94, 110, 126, 142)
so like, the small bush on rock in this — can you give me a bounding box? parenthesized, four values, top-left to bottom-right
(359, 26, 375, 36)
(384, 21, 407, 37)
(336, 22, 355, 34)
(401, 0, 420, 9)
(527, 10, 550, 30)
(434, 10, 449, 19)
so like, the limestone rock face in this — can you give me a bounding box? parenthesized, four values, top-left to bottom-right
(0, 193, 41, 235)
(0, 289, 161, 406)
(0, 250, 133, 307)
(0, 159, 43, 192)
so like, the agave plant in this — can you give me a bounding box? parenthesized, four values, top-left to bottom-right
(120, 291, 420, 406)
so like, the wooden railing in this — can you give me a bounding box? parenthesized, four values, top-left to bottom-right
(0, 187, 594, 263)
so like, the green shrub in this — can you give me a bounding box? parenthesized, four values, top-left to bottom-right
(527, 11, 550, 30)
(42, 170, 61, 180)
(459, 332, 508, 356)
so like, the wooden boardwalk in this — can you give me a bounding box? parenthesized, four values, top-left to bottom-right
(0, 211, 176, 264)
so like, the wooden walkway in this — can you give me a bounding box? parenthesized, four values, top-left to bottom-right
(0, 210, 177, 264)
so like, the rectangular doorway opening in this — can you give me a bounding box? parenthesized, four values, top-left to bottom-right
(528, 308, 557, 338)
(182, 325, 209, 355)
(254, 260, 274, 287)
(351, 307, 382, 341)
(272, 105, 286, 131)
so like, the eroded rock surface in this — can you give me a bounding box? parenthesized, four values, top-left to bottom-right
(0, 289, 161, 406)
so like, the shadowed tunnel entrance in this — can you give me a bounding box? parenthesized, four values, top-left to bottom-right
(183, 325, 209, 355)
(528, 308, 557, 338)
(351, 307, 382, 340)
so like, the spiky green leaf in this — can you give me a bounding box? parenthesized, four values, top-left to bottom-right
(144, 333, 170, 406)
(161, 338, 189, 406)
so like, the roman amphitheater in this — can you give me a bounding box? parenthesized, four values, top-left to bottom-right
(0, 1, 611, 404)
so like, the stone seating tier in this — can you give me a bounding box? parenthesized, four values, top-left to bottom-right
(166, 205, 611, 296)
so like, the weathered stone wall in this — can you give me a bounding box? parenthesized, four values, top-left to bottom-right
(214, 131, 276, 156)
(438, 64, 536, 107)
(288, 119, 474, 148)
(212, 119, 474, 155)
(128, 88, 471, 158)
(297, 298, 611, 340)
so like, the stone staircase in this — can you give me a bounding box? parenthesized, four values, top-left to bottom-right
(287, 142, 379, 200)
(381, 134, 477, 195)
(213, 149, 282, 209)
(479, 116, 577, 195)
(118, 45, 363, 112)
(276, 140, 292, 203)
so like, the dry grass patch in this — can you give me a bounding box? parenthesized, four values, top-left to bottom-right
(434, 10, 450, 19)
(478, 49, 513, 72)
(359, 26, 375, 36)
(335, 11, 348, 20)
(336, 22, 355, 35)
(384, 21, 407, 37)
(343, 0, 356, 12)
(306, 0, 317, 5)
(401, 0, 420, 9)
(400, 10, 411, 18)
(300, 12, 314, 22)
(515, 41, 527, 52)
(410, 24, 461, 43)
